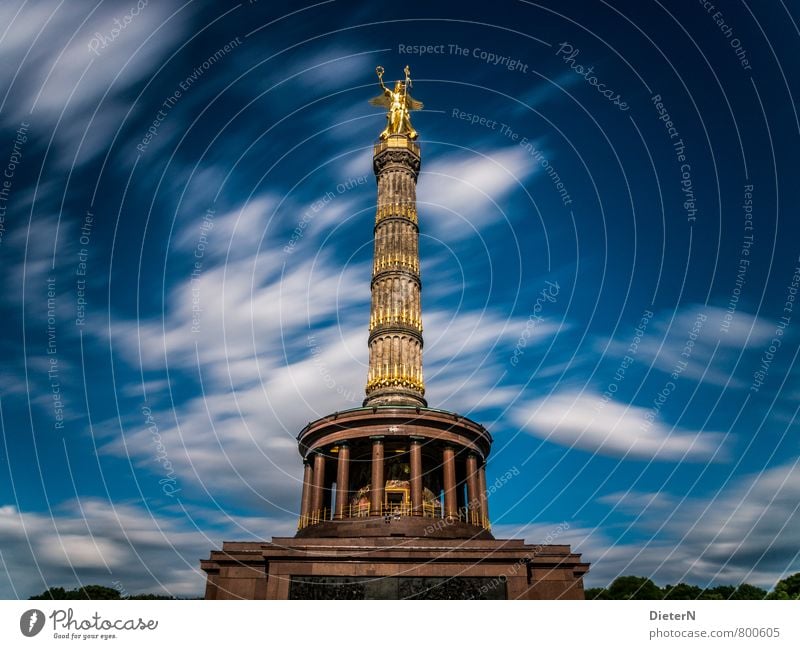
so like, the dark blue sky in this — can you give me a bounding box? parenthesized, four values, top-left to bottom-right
(1, 0, 798, 597)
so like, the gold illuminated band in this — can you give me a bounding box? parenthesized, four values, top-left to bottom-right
(375, 202, 418, 225)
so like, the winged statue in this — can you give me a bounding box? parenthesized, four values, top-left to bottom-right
(369, 65, 423, 140)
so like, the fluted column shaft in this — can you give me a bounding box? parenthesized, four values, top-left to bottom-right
(478, 462, 489, 524)
(442, 446, 457, 518)
(311, 452, 326, 515)
(334, 443, 350, 519)
(410, 437, 423, 514)
(300, 460, 313, 519)
(466, 453, 480, 523)
(370, 436, 385, 514)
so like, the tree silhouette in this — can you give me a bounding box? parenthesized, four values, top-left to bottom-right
(587, 575, 785, 600)
(29, 585, 174, 600)
(768, 573, 800, 600)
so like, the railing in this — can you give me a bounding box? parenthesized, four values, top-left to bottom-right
(297, 503, 490, 532)
(373, 136, 420, 157)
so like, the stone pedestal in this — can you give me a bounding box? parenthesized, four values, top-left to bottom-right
(202, 537, 589, 600)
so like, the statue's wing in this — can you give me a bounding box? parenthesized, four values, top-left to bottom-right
(369, 93, 392, 108)
(406, 94, 424, 111)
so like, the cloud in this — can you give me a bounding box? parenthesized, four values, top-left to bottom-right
(602, 305, 775, 389)
(676, 461, 800, 583)
(173, 195, 275, 264)
(418, 146, 538, 239)
(596, 490, 673, 513)
(289, 47, 377, 92)
(513, 390, 725, 461)
(514, 68, 586, 113)
(0, 499, 293, 598)
(583, 460, 800, 588)
(90, 245, 369, 508)
(93, 322, 367, 512)
(498, 460, 800, 589)
(0, 0, 191, 168)
(424, 308, 560, 413)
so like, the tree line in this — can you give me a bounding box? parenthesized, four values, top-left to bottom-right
(29, 585, 177, 600)
(585, 573, 800, 600)
(28, 572, 800, 600)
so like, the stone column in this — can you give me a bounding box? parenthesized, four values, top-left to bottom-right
(311, 452, 326, 517)
(370, 436, 384, 515)
(364, 136, 426, 407)
(300, 459, 313, 520)
(410, 436, 424, 515)
(442, 445, 457, 518)
(478, 461, 489, 525)
(334, 442, 350, 519)
(466, 453, 480, 524)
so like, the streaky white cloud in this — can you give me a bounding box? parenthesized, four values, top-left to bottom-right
(596, 490, 673, 513)
(0, 498, 292, 598)
(602, 305, 775, 389)
(582, 460, 800, 588)
(678, 461, 800, 576)
(95, 319, 369, 509)
(515, 68, 586, 112)
(514, 390, 725, 461)
(418, 146, 539, 239)
(0, 1, 191, 168)
(174, 195, 276, 263)
(340, 146, 374, 178)
(497, 461, 800, 589)
(289, 47, 373, 91)
(424, 308, 561, 412)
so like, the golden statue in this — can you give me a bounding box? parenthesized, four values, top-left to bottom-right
(370, 65, 423, 140)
